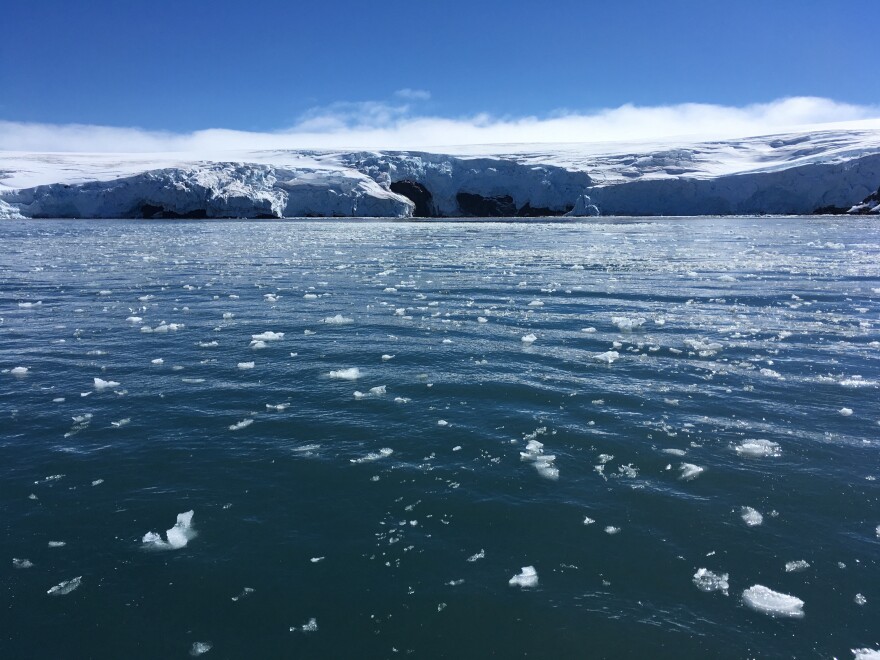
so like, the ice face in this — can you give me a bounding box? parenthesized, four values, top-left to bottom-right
(742, 585, 805, 618)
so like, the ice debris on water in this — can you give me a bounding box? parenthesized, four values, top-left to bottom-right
(47, 576, 82, 596)
(11, 366, 29, 376)
(350, 448, 393, 464)
(612, 316, 645, 332)
(467, 550, 485, 562)
(735, 439, 781, 458)
(521, 333, 537, 344)
(237, 361, 255, 370)
(592, 350, 619, 364)
(854, 593, 867, 606)
(604, 526, 621, 535)
(300, 618, 318, 632)
(583, 516, 596, 525)
(251, 331, 284, 341)
(142, 510, 196, 550)
(266, 403, 289, 411)
(679, 463, 704, 481)
(519, 439, 559, 480)
(189, 642, 212, 656)
(852, 649, 880, 659)
(741, 507, 763, 527)
(785, 560, 810, 573)
(231, 587, 254, 602)
(840, 407, 853, 416)
(692, 568, 729, 595)
(742, 585, 805, 618)
(509, 566, 538, 588)
(329, 367, 361, 380)
(229, 419, 253, 431)
(13, 558, 33, 569)
(324, 314, 353, 324)
(48, 541, 66, 548)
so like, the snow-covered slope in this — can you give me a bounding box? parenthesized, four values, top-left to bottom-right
(1, 128, 879, 218)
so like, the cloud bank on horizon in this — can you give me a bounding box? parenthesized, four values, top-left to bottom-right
(1, 97, 879, 153)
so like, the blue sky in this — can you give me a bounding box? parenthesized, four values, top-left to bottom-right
(1, 0, 878, 149)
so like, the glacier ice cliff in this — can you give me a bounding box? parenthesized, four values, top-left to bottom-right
(1, 128, 879, 218)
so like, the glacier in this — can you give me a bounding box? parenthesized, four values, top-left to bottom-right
(1, 128, 879, 218)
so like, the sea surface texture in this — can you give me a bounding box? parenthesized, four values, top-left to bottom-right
(1, 218, 878, 659)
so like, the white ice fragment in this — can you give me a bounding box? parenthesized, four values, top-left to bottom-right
(785, 560, 810, 573)
(612, 316, 646, 332)
(679, 463, 704, 481)
(692, 568, 729, 595)
(252, 331, 284, 341)
(350, 448, 393, 464)
(324, 314, 353, 325)
(852, 649, 880, 659)
(11, 366, 29, 376)
(839, 407, 853, 416)
(381, 354, 394, 361)
(437, 419, 449, 426)
(662, 448, 687, 456)
(467, 550, 485, 562)
(266, 403, 289, 411)
(250, 340, 267, 349)
(604, 526, 621, 535)
(528, 300, 544, 307)
(142, 510, 196, 550)
(229, 419, 253, 431)
(151, 358, 164, 365)
(583, 516, 596, 525)
(91, 479, 104, 486)
(741, 507, 763, 527)
(300, 618, 318, 632)
(222, 312, 235, 320)
(521, 333, 537, 344)
(13, 558, 34, 569)
(189, 642, 212, 656)
(329, 367, 361, 380)
(310, 557, 324, 563)
(237, 362, 255, 370)
(477, 317, 488, 323)
(581, 327, 597, 333)
(855, 593, 867, 606)
(742, 585, 804, 618)
(111, 418, 130, 428)
(47, 576, 82, 596)
(231, 587, 255, 601)
(508, 566, 538, 588)
(735, 440, 781, 458)
(592, 351, 619, 364)
(369, 386, 386, 395)
(48, 541, 66, 548)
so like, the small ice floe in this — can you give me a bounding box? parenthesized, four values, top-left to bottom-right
(437, 419, 448, 426)
(266, 403, 289, 412)
(48, 541, 66, 548)
(324, 314, 353, 325)
(250, 340, 267, 349)
(18, 301, 42, 308)
(231, 587, 255, 602)
(735, 440, 781, 458)
(381, 354, 394, 361)
(111, 418, 130, 428)
(692, 568, 729, 595)
(477, 317, 488, 323)
(854, 593, 867, 606)
(519, 440, 559, 480)
(222, 312, 234, 320)
(662, 448, 687, 456)
(785, 560, 810, 573)
(329, 367, 361, 380)
(852, 648, 880, 659)
(91, 479, 104, 486)
(354, 386, 387, 399)
(508, 566, 538, 588)
(679, 463, 704, 481)
(11, 366, 29, 376)
(151, 358, 164, 365)
(742, 585, 805, 618)
(264, 294, 279, 303)
(126, 316, 143, 324)
(189, 641, 212, 656)
(684, 338, 723, 357)
(741, 507, 763, 527)
(612, 316, 645, 332)
(592, 351, 619, 364)
(229, 419, 253, 431)
(303, 293, 318, 300)
(199, 341, 219, 348)
(583, 516, 596, 525)
(604, 526, 621, 535)
(467, 549, 485, 562)
(237, 361, 255, 370)
(13, 558, 34, 569)
(310, 557, 324, 563)
(291, 618, 318, 633)
(581, 327, 597, 333)
(142, 510, 196, 550)
(252, 331, 284, 342)
(528, 300, 544, 307)
(840, 407, 854, 416)
(349, 448, 393, 464)
(47, 576, 82, 596)
(394, 397, 411, 404)
(521, 333, 537, 344)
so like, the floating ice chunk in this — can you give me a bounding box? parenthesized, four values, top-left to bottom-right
(394, 397, 411, 404)
(477, 317, 488, 323)
(229, 419, 253, 431)
(303, 293, 318, 300)
(91, 479, 104, 486)
(266, 403, 289, 411)
(350, 448, 393, 464)
(521, 333, 537, 344)
(189, 642, 212, 656)
(13, 558, 33, 569)
(18, 301, 42, 308)
(876, 524, 880, 538)
(581, 327, 597, 333)
(760, 368, 785, 380)
(854, 593, 867, 606)
(437, 419, 449, 426)
(583, 516, 596, 525)
(604, 526, 621, 535)
(48, 541, 66, 548)
(592, 351, 619, 364)
(370, 386, 386, 395)
(612, 316, 646, 332)
(324, 314, 354, 325)
(785, 560, 810, 573)
(852, 649, 880, 659)
(741, 507, 763, 527)
(839, 408, 853, 416)
(519, 439, 559, 480)
(662, 448, 687, 456)
(47, 576, 82, 596)
(231, 587, 255, 602)
(509, 566, 538, 588)
(310, 557, 324, 563)
(735, 440, 781, 458)
(237, 362, 255, 370)
(679, 463, 704, 481)
(300, 618, 318, 633)
(381, 354, 394, 361)
(126, 316, 143, 323)
(692, 568, 729, 595)
(111, 418, 130, 428)
(528, 300, 544, 307)
(250, 340, 267, 349)
(252, 331, 284, 341)
(684, 338, 723, 357)
(329, 367, 361, 380)
(742, 585, 804, 618)
(151, 358, 164, 365)
(142, 510, 196, 550)
(467, 550, 485, 562)
(11, 366, 29, 376)
(199, 341, 219, 348)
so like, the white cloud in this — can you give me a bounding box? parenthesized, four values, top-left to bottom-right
(394, 88, 431, 101)
(1, 97, 878, 153)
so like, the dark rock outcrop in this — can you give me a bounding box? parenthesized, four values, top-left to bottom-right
(456, 192, 517, 217)
(390, 180, 435, 217)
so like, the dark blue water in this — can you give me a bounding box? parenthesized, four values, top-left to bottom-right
(1, 218, 878, 659)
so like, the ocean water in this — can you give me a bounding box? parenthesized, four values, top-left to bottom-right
(1, 217, 878, 659)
